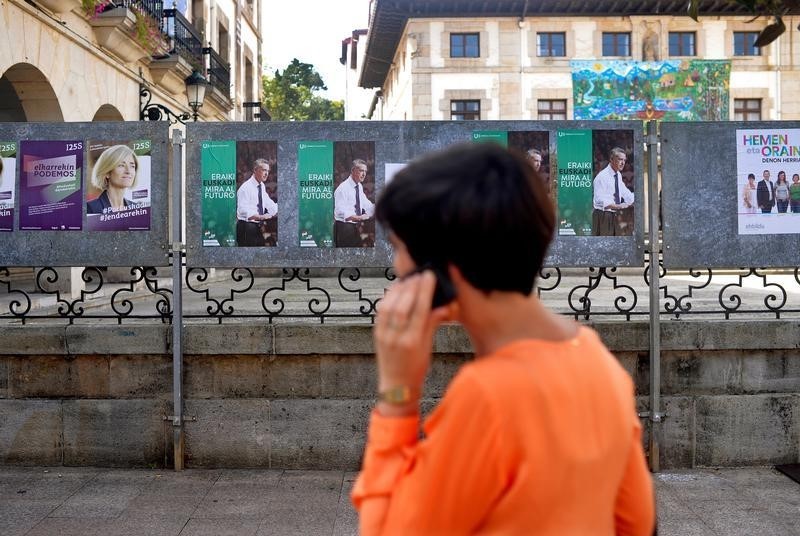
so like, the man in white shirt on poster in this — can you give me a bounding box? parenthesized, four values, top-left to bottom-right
(236, 158, 277, 246)
(592, 147, 634, 236)
(334, 159, 374, 247)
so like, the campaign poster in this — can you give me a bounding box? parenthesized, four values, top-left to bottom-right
(557, 130, 594, 236)
(201, 140, 237, 246)
(0, 141, 16, 232)
(298, 141, 376, 248)
(472, 131, 508, 147)
(333, 142, 376, 248)
(19, 140, 83, 231)
(298, 141, 334, 247)
(85, 140, 151, 231)
(473, 130, 553, 199)
(234, 141, 278, 247)
(737, 128, 800, 235)
(557, 130, 635, 237)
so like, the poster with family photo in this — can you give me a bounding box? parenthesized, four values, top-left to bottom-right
(737, 128, 800, 235)
(85, 140, 152, 231)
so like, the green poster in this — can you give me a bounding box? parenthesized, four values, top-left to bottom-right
(472, 131, 508, 147)
(556, 130, 593, 236)
(201, 140, 237, 246)
(298, 141, 334, 247)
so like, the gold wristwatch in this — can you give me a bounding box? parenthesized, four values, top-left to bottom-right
(378, 385, 417, 405)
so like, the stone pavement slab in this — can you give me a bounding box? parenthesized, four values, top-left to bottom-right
(2, 466, 800, 535)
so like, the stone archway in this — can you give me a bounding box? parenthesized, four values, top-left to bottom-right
(92, 104, 125, 121)
(0, 63, 63, 122)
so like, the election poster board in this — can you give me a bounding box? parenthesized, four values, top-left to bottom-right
(737, 128, 800, 235)
(19, 140, 83, 231)
(0, 141, 16, 232)
(85, 140, 152, 231)
(557, 129, 635, 237)
(298, 140, 376, 248)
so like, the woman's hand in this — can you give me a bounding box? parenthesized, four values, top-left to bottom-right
(374, 271, 450, 416)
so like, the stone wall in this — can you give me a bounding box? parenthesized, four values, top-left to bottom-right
(1, 321, 798, 470)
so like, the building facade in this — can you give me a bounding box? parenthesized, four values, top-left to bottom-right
(0, 0, 264, 123)
(359, 1, 800, 122)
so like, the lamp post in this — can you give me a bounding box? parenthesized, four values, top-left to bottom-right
(140, 70, 210, 123)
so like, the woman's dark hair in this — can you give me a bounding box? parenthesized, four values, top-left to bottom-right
(777, 170, 787, 184)
(377, 142, 554, 295)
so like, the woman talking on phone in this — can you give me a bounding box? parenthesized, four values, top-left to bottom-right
(352, 143, 655, 535)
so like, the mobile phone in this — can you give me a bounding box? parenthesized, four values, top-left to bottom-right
(406, 263, 456, 308)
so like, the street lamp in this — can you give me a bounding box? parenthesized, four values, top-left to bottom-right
(184, 70, 209, 122)
(140, 70, 209, 124)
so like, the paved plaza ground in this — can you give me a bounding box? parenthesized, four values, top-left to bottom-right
(1, 466, 799, 535)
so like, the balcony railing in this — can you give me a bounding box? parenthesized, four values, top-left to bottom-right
(164, 8, 203, 69)
(202, 47, 231, 97)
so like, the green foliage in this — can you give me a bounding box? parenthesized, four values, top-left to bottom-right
(262, 59, 344, 121)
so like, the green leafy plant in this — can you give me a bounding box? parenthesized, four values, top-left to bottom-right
(687, 0, 800, 47)
(129, 5, 169, 56)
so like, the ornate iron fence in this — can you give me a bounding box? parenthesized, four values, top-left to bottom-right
(3, 261, 799, 324)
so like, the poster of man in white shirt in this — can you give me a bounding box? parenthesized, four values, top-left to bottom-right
(333, 145, 376, 247)
(592, 146, 635, 236)
(236, 141, 278, 247)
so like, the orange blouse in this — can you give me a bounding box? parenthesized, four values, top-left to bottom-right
(351, 327, 655, 535)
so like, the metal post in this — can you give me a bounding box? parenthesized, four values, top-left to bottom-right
(171, 128, 185, 470)
(646, 120, 664, 472)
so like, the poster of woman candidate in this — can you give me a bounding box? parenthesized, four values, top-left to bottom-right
(85, 140, 152, 231)
(0, 142, 16, 232)
(737, 128, 800, 235)
(201, 140, 278, 247)
(19, 140, 83, 231)
(298, 140, 375, 248)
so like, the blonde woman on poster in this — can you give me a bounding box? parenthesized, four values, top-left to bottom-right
(742, 173, 758, 214)
(87, 145, 139, 214)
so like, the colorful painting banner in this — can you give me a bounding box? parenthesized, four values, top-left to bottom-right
(19, 140, 83, 231)
(298, 141, 334, 247)
(201, 140, 237, 246)
(472, 131, 508, 147)
(571, 60, 731, 121)
(0, 141, 16, 232)
(737, 128, 800, 235)
(557, 130, 594, 236)
(85, 140, 152, 231)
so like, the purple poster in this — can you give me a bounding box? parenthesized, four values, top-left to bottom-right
(85, 140, 152, 231)
(20, 141, 83, 231)
(0, 141, 16, 232)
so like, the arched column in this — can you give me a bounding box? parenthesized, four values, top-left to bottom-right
(0, 63, 64, 122)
